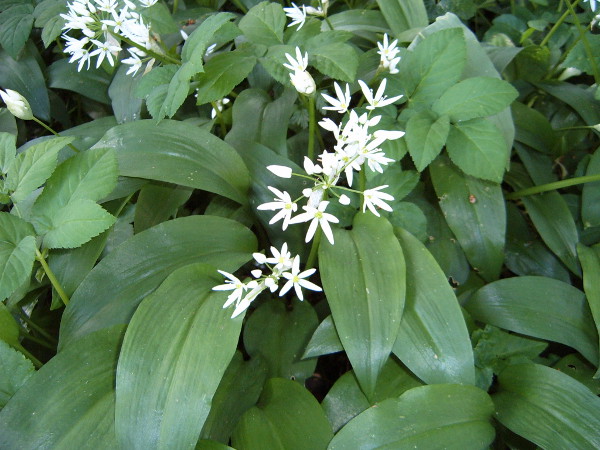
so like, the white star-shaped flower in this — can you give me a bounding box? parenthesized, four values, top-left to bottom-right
(257, 186, 297, 230)
(212, 270, 257, 309)
(279, 256, 322, 301)
(265, 242, 294, 271)
(283, 47, 308, 72)
(362, 185, 394, 217)
(321, 82, 352, 114)
(283, 3, 307, 29)
(358, 79, 403, 110)
(289, 200, 339, 244)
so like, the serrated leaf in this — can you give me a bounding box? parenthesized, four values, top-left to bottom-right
(432, 76, 518, 122)
(430, 156, 505, 281)
(40, 198, 115, 249)
(5, 136, 73, 203)
(446, 118, 508, 183)
(329, 384, 495, 449)
(0, 340, 34, 408)
(238, 1, 285, 46)
(0, 131, 16, 173)
(33, 0, 66, 47)
(258, 44, 295, 85)
(319, 213, 406, 398)
(195, 51, 257, 106)
(0, 4, 34, 59)
(182, 13, 236, 63)
(115, 264, 243, 449)
(405, 110, 449, 171)
(494, 364, 600, 449)
(134, 64, 178, 100)
(310, 42, 358, 83)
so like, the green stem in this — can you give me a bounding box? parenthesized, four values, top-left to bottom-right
(565, 0, 600, 83)
(20, 330, 55, 350)
(116, 33, 181, 66)
(31, 117, 80, 153)
(308, 95, 316, 161)
(305, 227, 322, 269)
(172, 0, 179, 14)
(211, 101, 228, 138)
(35, 248, 70, 306)
(506, 173, 600, 199)
(230, 0, 248, 13)
(18, 308, 57, 345)
(540, 0, 580, 47)
(324, 16, 335, 30)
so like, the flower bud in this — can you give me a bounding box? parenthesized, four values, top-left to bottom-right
(0, 89, 33, 120)
(267, 165, 293, 178)
(289, 70, 316, 96)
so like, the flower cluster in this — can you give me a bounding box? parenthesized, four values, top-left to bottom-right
(283, 47, 316, 95)
(377, 34, 401, 75)
(283, 0, 329, 30)
(260, 78, 404, 246)
(60, 0, 158, 75)
(213, 244, 322, 318)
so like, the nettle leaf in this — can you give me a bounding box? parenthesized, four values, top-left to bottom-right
(405, 110, 449, 171)
(231, 378, 333, 449)
(0, 131, 16, 173)
(400, 28, 466, 106)
(465, 276, 599, 365)
(577, 244, 600, 377)
(430, 156, 505, 281)
(33, 0, 66, 48)
(195, 50, 257, 106)
(5, 136, 73, 203)
(319, 213, 406, 398)
(0, 4, 34, 59)
(309, 42, 358, 83)
(329, 384, 495, 449)
(0, 340, 34, 409)
(258, 44, 295, 86)
(432, 76, 518, 122)
(0, 213, 36, 301)
(238, 1, 285, 46)
(494, 364, 600, 449)
(116, 264, 243, 450)
(446, 118, 508, 183)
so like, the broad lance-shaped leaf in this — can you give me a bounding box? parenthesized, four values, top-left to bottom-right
(59, 215, 257, 350)
(319, 213, 405, 399)
(92, 119, 250, 205)
(329, 384, 495, 449)
(393, 227, 476, 385)
(430, 156, 505, 281)
(303, 315, 343, 359)
(577, 243, 600, 377)
(0, 326, 123, 449)
(494, 364, 600, 449)
(231, 378, 333, 449)
(0, 213, 36, 301)
(464, 276, 599, 365)
(116, 264, 244, 449)
(5, 136, 74, 203)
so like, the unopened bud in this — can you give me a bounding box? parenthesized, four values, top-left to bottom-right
(0, 89, 33, 120)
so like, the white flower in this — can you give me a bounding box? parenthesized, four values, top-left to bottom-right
(377, 34, 401, 74)
(279, 256, 322, 300)
(0, 89, 33, 120)
(121, 47, 144, 76)
(284, 47, 308, 72)
(231, 282, 264, 318)
(257, 186, 298, 230)
(289, 200, 339, 244)
(264, 242, 294, 271)
(267, 165, 293, 178)
(90, 38, 121, 67)
(362, 186, 394, 217)
(338, 194, 351, 205)
(211, 97, 230, 119)
(283, 3, 307, 29)
(303, 156, 322, 175)
(358, 79, 403, 110)
(213, 270, 257, 309)
(95, 0, 118, 12)
(139, 0, 159, 7)
(290, 70, 316, 95)
(322, 82, 352, 113)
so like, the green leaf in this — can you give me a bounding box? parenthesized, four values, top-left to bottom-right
(405, 110, 449, 171)
(0, 4, 34, 59)
(33, 0, 66, 48)
(258, 44, 295, 85)
(329, 384, 495, 449)
(494, 364, 600, 449)
(553, 354, 600, 395)
(0, 302, 19, 348)
(432, 77, 518, 122)
(464, 276, 599, 365)
(399, 28, 466, 106)
(182, 13, 236, 63)
(139, 2, 178, 34)
(92, 119, 250, 205)
(243, 300, 318, 384)
(134, 182, 192, 233)
(582, 147, 600, 228)
(577, 244, 600, 377)
(115, 264, 243, 449)
(319, 213, 406, 398)
(326, 10, 389, 40)
(511, 101, 557, 154)
(375, 0, 428, 37)
(0, 131, 16, 175)
(309, 42, 358, 83)
(303, 315, 343, 359)
(38, 199, 116, 249)
(0, 340, 34, 409)
(446, 118, 508, 183)
(200, 352, 268, 443)
(195, 50, 257, 106)
(5, 136, 73, 203)
(0, 326, 122, 448)
(430, 156, 505, 281)
(231, 378, 333, 450)
(0, 213, 36, 301)
(393, 227, 475, 385)
(59, 216, 257, 349)
(238, 1, 285, 46)
(536, 81, 600, 127)
(108, 65, 143, 124)
(562, 33, 600, 77)
(48, 59, 111, 104)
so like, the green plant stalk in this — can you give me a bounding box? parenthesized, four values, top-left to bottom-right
(305, 227, 322, 269)
(565, 0, 600, 83)
(211, 101, 228, 138)
(506, 173, 600, 199)
(230, 0, 248, 13)
(18, 308, 58, 345)
(32, 117, 81, 153)
(20, 329, 55, 350)
(539, 0, 581, 47)
(172, 0, 179, 14)
(308, 95, 316, 161)
(35, 248, 70, 306)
